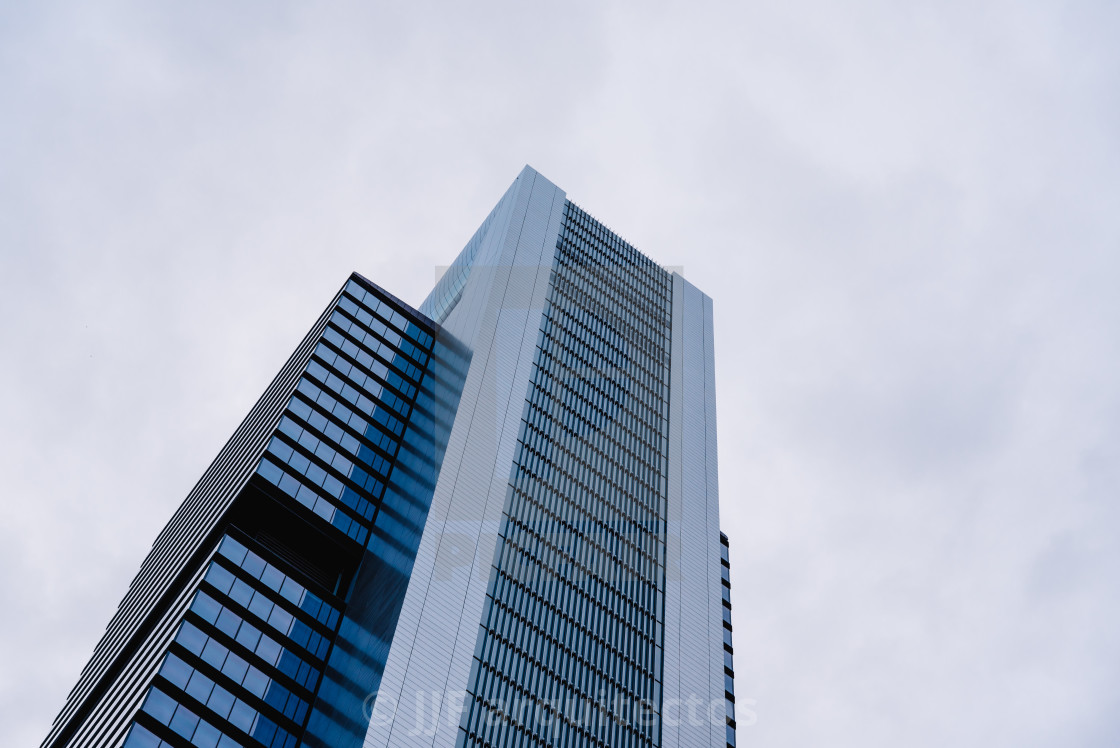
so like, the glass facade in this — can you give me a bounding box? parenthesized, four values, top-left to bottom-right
(124, 535, 332, 748)
(459, 203, 673, 748)
(44, 167, 730, 748)
(46, 274, 462, 748)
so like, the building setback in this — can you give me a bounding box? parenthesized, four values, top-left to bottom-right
(43, 166, 738, 748)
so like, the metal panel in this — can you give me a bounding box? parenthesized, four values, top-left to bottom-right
(664, 274, 724, 748)
(363, 167, 567, 748)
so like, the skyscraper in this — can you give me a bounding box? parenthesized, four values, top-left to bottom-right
(43, 167, 737, 748)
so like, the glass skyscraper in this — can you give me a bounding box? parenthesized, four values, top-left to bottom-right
(43, 167, 737, 748)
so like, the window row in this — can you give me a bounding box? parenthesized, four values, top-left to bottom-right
(508, 474, 663, 590)
(128, 696, 242, 748)
(257, 454, 369, 544)
(551, 257, 671, 328)
(176, 615, 319, 695)
(498, 521, 661, 650)
(342, 280, 433, 349)
(543, 289, 669, 378)
(327, 311, 424, 383)
(518, 405, 667, 500)
(534, 339, 664, 421)
(140, 683, 295, 748)
(555, 235, 672, 305)
(215, 536, 340, 628)
(337, 294, 404, 348)
(260, 437, 373, 524)
(478, 598, 659, 707)
(293, 378, 398, 456)
(160, 649, 309, 727)
(462, 662, 656, 748)
(275, 416, 385, 506)
(518, 427, 664, 525)
(512, 454, 664, 566)
(524, 379, 667, 472)
(513, 444, 664, 535)
(517, 430, 664, 524)
(548, 274, 669, 361)
(552, 256, 671, 336)
(512, 459, 665, 558)
(561, 206, 670, 293)
(312, 340, 411, 414)
(538, 319, 668, 418)
(540, 310, 633, 379)
(502, 483, 662, 601)
(517, 423, 665, 531)
(281, 409, 391, 488)
(556, 232, 670, 316)
(336, 294, 430, 370)
(486, 562, 661, 684)
(191, 585, 330, 663)
(303, 361, 404, 439)
(531, 344, 668, 445)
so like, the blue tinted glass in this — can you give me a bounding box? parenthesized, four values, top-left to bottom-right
(175, 622, 207, 654)
(257, 459, 283, 484)
(207, 685, 235, 720)
(204, 564, 236, 595)
(159, 653, 192, 689)
(256, 635, 282, 666)
(122, 724, 162, 748)
(222, 653, 249, 684)
(190, 591, 222, 624)
(251, 716, 277, 746)
(185, 670, 214, 703)
(192, 721, 222, 748)
(241, 551, 266, 579)
(241, 667, 268, 698)
(168, 704, 199, 739)
(228, 699, 255, 733)
(141, 688, 177, 723)
(217, 536, 248, 566)
(200, 638, 227, 670)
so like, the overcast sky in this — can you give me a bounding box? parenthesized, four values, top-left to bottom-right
(3, 1, 1118, 745)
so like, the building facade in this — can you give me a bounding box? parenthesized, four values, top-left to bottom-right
(43, 167, 737, 748)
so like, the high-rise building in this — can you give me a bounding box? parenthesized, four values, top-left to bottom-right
(43, 166, 737, 748)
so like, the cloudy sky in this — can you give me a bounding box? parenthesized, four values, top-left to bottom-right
(3, 1, 1118, 745)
